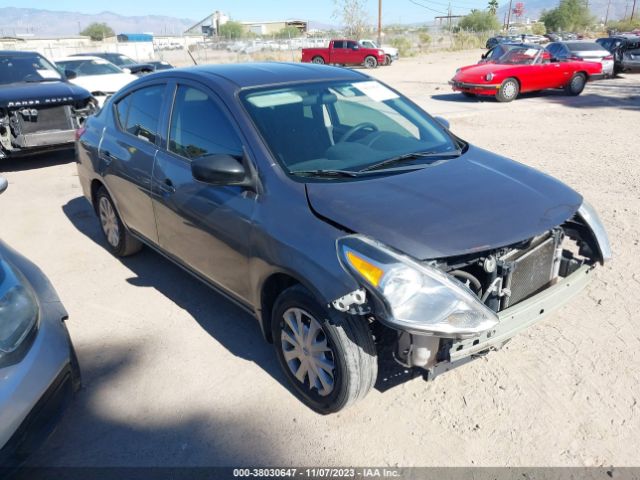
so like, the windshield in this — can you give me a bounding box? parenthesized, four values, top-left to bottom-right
(241, 80, 460, 177)
(110, 54, 136, 66)
(496, 46, 541, 65)
(566, 42, 607, 52)
(57, 58, 123, 76)
(0, 54, 62, 85)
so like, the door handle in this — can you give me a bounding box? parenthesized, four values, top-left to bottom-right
(160, 177, 176, 194)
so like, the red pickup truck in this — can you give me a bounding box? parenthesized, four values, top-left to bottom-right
(301, 39, 386, 68)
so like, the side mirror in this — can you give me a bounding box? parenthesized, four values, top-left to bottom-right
(481, 53, 487, 59)
(434, 116, 450, 129)
(0, 177, 8, 195)
(191, 154, 248, 186)
(122, 67, 132, 74)
(64, 69, 77, 80)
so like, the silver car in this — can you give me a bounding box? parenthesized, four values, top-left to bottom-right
(546, 41, 615, 76)
(0, 177, 80, 467)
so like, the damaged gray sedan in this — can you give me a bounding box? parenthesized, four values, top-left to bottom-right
(76, 63, 610, 413)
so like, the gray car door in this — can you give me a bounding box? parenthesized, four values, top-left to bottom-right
(151, 81, 256, 305)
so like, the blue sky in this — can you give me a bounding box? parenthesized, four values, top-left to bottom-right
(0, 0, 489, 24)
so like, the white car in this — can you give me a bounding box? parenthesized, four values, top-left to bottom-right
(359, 39, 399, 65)
(54, 56, 137, 107)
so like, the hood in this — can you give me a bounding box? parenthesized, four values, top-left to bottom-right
(70, 73, 136, 95)
(305, 145, 582, 260)
(0, 81, 91, 109)
(455, 63, 517, 82)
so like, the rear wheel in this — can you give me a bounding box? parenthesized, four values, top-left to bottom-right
(564, 72, 586, 96)
(496, 77, 519, 102)
(272, 285, 377, 414)
(364, 56, 378, 69)
(96, 187, 142, 257)
(312, 56, 325, 65)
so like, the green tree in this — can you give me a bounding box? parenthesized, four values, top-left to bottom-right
(487, 0, 500, 15)
(607, 18, 640, 32)
(540, 0, 594, 32)
(458, 10, 501, 31)
(80, 22, 115, 41)
(332, 0, 371, 39)
(531, 22, 547, 34)
(276, 26, 302, 39)
(218, 21, 244, 39)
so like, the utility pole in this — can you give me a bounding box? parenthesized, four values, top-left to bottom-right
(624, 0, 630, 18)
(604, 0, 612, 24)
(632, 0, 637, 20)
(506, 0, 513, 30)
(377, 0, 382, 46)
(447, 1, 452, 31)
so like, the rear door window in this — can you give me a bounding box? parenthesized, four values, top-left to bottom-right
(333, 41, 345, 49)
(119, 84, 166, 143)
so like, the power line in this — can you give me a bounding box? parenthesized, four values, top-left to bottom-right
(409, 0, 447, 16)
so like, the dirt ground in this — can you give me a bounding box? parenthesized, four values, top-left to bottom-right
(1, 50, 639, 468)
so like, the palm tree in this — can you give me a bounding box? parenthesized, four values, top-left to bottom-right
(488, 0, 499, 15)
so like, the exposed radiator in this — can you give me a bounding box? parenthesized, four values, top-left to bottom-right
(15, 105, 74, 134)
(502, 235, 558, 308)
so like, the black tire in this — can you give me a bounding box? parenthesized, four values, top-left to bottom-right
(364, 55, 378, 69)
(311, 56, 325, 65)
(496, 77, 519, 102)
(564, 72, 586, 96)
(383, 54, 392, 66)
(95, 187, 142, 257)
(461, 92, 476, 98)
(271, 284, 377, 414)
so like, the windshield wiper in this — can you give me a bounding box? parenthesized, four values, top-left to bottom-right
(359, 150, 462, 172)
(291, 169, 362, 178)
(25, 77, 61, 83)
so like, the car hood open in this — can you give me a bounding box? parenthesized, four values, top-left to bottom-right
(305, 145, 582, 260)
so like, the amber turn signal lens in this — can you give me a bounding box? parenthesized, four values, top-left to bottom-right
(345, 251, 384, 287)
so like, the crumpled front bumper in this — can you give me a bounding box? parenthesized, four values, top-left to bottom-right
(449, 79, 501, 96)
(430, 264, 594, 378)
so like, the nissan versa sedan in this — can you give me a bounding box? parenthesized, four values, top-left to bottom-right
(0, 177, 80, 466)
(76, 63, 610, 414)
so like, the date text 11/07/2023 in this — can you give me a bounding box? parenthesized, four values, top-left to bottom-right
(232, 468, 401, 478)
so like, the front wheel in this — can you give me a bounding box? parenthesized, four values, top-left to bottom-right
(364, 56, 378, 69)
(383, 54, 392, 66)
(311, 56, 325, 65)
(272, 285, 377, 414)
(496, 77, 519, 102)
(564, 72, 586, 96)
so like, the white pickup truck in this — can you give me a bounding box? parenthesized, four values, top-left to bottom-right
(359, 39, 399, 65)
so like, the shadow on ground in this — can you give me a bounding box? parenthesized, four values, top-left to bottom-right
(0, 149, 75, 173)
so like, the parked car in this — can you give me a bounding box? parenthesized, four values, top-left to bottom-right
(54, 56, 137, 107)
(449, 44, 603, 102)
(485, 35, 520, 49)
(596, 35, 640, 74)
(69, 53, 154, 75)
(147, 60, 174, 71)
(0, 177, 80, 466)
(301, 39, 386, 68)
(545, 41, 614, 77)
(0, 50, 96, 160)
(359, 39, 398, 65)
(479, 43, 521, 63)
(76, 62, 610, 413)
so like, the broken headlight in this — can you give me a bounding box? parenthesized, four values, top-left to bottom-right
(337, 235, 498, 337)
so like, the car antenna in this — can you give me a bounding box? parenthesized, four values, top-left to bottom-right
(188, 50, 198, 65)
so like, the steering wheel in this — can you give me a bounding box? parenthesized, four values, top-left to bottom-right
(338, 122, 378, 143)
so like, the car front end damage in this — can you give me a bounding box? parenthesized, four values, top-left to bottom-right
(0, 98, 96, 159)
(332, 201, 610, 379)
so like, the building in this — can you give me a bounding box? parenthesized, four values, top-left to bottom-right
(184, 11, 230, 37)
(240, 20, 307, 36)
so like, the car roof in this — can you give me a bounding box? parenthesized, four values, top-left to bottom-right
(150, 62, 368, 89)
(0, 50, 44, 57)
(55, 56, 107, 62)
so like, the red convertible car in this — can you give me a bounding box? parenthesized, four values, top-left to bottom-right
(449, 44, 604, 102)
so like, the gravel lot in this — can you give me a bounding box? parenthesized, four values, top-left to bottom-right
(1, 49, 639, 467)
